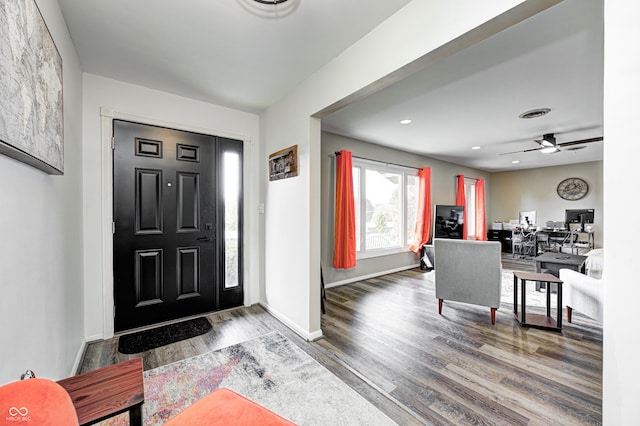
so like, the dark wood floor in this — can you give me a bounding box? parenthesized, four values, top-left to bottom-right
(321, 267, 602, 425)
(81, 258, 602, 425)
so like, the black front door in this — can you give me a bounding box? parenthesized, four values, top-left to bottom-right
(113, 120, 243, 332)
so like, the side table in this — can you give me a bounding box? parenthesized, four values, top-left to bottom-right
(57, 358, 144, 425)
(513, 271, 564, 331)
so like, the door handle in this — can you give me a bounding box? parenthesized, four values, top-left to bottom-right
(197, 237, 212, 242)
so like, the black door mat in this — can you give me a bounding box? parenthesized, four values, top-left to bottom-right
(118, 317, 212, 354)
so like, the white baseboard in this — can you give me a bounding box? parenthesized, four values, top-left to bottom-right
(325, 264, 421, 289)
(71, 339, 87, 376)
(259, 301, 323, 341)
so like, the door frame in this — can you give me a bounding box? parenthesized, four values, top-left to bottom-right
(99, 108, 252, 338)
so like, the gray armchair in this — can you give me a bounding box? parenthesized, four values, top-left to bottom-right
(434, 239, 502, 324)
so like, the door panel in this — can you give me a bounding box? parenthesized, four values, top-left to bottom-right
(177, 247, 200, 299)
(113, 120, 242, 332)
(135, 169, 163, 234)
(134, 249, 163, 306)
(177, 172, 199, 231)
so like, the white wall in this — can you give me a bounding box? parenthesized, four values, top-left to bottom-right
(81, 74, 260, 339)
(603, 2, 640, 424)
(0, 0, 84, 383)
(491, 161, 603, 247)
(260, 0, 555, 340)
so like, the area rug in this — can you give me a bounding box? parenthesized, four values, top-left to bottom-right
(118, 317, 212, 354)
(424, 269, 548, 307)
(102, 331, 395, 425)
(500, 269, 548, 307)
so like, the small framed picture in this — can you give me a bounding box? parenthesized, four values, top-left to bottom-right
(269, 145, 298, 181)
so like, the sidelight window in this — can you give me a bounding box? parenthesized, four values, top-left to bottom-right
(223, 151, 241, 288)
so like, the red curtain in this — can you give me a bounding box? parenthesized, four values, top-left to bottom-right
(410, 167, 432, 253)
(333, 150, 356, 269)
(455, 174, 467, 240)
(475, 178, 487, 240)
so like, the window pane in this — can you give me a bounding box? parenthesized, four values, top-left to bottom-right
(465, 182, 476, 238)
(365, 169, 400, 250)
(352, 166, 361, 252)
(224, 152, 240, 288)
(406, 175, 418, 245)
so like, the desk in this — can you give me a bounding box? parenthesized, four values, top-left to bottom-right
(57, 358, 144, 426)
(513, 271, 564, 331)
(537, 229, 594, 254)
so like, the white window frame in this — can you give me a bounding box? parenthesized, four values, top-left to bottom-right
(464, 178, 477, 239)
(352, 158, 418, 259)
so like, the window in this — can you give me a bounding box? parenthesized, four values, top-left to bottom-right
(223, 151, 241, 288)
(464, 179, 476, 239)
(352, 159, 418, 257)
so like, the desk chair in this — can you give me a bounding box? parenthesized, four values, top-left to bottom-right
(536, 232, 549, 254)
(512, 229, 536, 258)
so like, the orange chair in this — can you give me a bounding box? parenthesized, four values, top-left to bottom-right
(165, 388, 296, 426)
(0, 378, 79, 426)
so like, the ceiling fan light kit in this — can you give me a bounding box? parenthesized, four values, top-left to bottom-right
(540, 146, 559, 154)
(540, 133, 556, 147)
(500, 133, 603, 156)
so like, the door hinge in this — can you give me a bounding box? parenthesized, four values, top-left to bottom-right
(111, 137, 115, 150)
(112, 222, 116, 234)
(113, 306, 116, 318)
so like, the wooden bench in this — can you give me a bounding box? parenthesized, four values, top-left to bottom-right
(57, 358, 144, 426)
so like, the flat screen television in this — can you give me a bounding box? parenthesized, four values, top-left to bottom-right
(434, 205, 464, 239)
(565, 208, 594, 230)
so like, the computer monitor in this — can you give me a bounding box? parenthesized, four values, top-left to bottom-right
(433, 205, 464, 239)
(519, 211, 536, 229)
(565, 209, 594, 230)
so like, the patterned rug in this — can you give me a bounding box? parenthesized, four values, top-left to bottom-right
(501, 269, 548, 307)
(100, 332, 395, 425)
(423, 269, 548, 307)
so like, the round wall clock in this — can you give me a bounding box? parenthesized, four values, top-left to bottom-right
(557, 177, 589, 200)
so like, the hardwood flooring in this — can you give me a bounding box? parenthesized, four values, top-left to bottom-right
(321, 268, 601, 425)
(80, 260, 602, 425)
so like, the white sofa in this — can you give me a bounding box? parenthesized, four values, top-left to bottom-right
(560, 249, 604, 322)
(434, 239, 502, 324)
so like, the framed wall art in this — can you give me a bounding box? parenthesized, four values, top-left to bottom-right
(269, 144, 298, 181)
(0, 0, 64, 174)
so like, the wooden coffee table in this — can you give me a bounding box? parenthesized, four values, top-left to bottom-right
(513, 271, 564, 331)
(57, 358, 144, 425)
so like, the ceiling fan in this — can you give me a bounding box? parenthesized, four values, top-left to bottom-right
(500, 133, 603, 155)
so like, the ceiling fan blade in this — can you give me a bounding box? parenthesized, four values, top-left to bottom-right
(499, 146, 543, 155)
(499, 135, 602, 156)
(557, 136, 603, 147)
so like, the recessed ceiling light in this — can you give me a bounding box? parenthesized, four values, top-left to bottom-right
(471, 146, 481, 150)
(511, 160, 520, 164)
(400, 119, 412, 125)
(519, 108, 551, 119)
